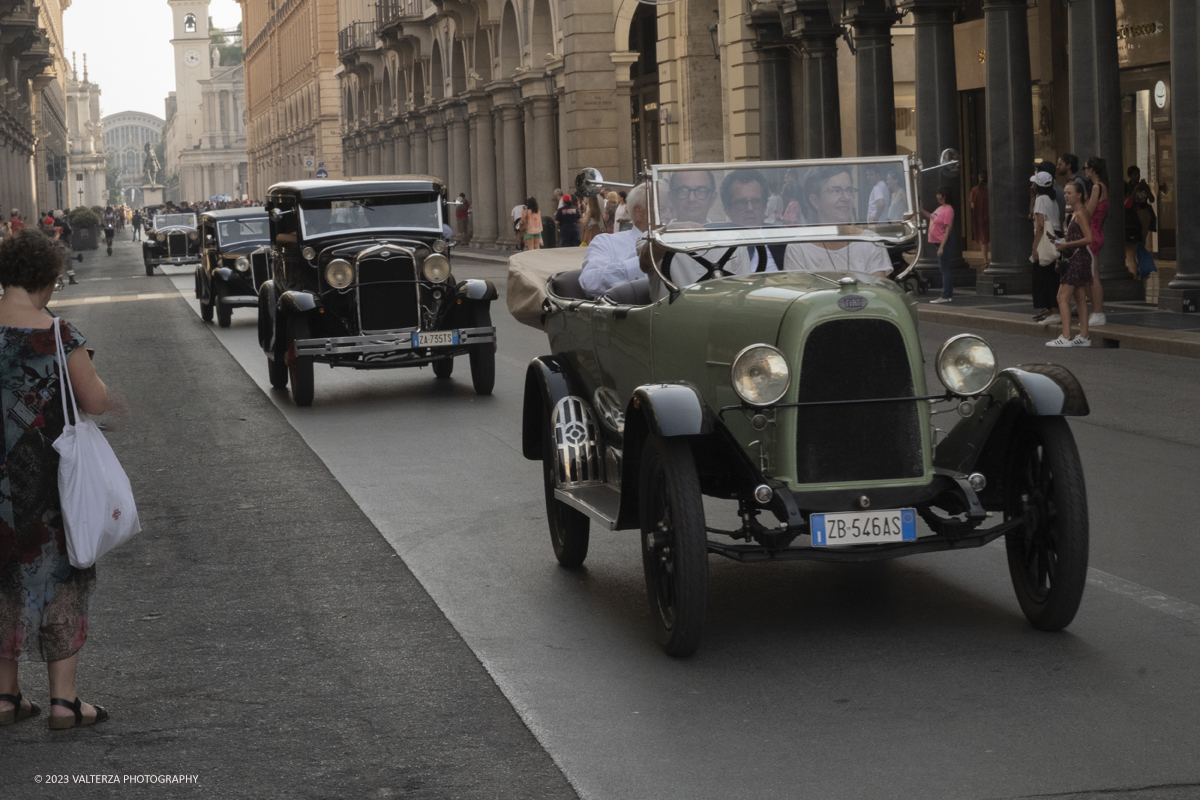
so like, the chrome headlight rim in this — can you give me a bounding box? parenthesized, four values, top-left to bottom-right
(730, 343, 791, 407)
(188, 230, 199, 241)
(324, 258, 354, 290)
(422, 252, 451, 283)
(935, 333, 998, 397)
(155, 232, 165, 242)
(234, 256, 250, 272)
(301, 246, 317, 261)
(431, 238, 448, 254)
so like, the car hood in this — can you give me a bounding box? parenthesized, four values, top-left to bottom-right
(317, 235, 435, 258)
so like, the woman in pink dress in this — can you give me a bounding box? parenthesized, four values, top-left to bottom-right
(1084, 157, 1109, 326)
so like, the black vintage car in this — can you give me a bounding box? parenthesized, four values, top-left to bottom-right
(142, 210, 201, 275)
(257, 176, 497, 406)
(194, 208, 270, 327)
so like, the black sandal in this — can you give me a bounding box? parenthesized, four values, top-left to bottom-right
(0, 692, 41, 725)
(48, 697, 108, 730)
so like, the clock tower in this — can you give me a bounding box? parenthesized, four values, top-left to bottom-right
(168, 0, 212, 152)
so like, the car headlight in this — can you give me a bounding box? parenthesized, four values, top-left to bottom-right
(188, 231, 199, 241)
(301, 246, 316, 261)
(325, 258, 353, 289)
(731, 344, 790, 407)
(235, 256, 250, 272)
(432, 239, 448, 254)
(156, 233, 165, 242)
(422, 253, 451, 283)
(936, 334, 998, 396)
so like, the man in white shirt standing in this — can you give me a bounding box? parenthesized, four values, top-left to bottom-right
(578, 183, 650, 298)
(865, 165, 889, 224)
(511, 202, 526, 248)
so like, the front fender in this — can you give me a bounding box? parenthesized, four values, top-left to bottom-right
(258, 280, 278, 352)
(278, 290, 320, 315)
(628, 382, 713, 438)
(934, 364, 1088, 476)
(215, 267, 234, 281)
(459, 279, 498, 302)
(522, 355, 585, 460)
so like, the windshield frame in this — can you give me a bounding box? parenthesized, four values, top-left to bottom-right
(647, 155, 920, 253)
(154, 213, 197, 230)
(297, 193, 443, 240)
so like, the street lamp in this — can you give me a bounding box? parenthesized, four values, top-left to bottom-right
(708, 10, 720, 60)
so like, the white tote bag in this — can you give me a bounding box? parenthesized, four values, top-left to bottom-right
(52, 320, 140, 568)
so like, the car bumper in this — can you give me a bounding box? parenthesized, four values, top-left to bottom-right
(294, 326, 496, 358)
(147, 255, 200, 266)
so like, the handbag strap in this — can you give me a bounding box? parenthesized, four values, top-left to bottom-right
(52, 318, 80, 426)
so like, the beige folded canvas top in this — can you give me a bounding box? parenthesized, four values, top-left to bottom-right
(506, 248, 586, 330)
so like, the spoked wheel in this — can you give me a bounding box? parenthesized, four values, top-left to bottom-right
(639, 433, 707, 657)
(468, 306, 495, 395)
(432, 358, 454, 379)
(1003, 416, 1089, 631)
(541, 424, 590, 567)
(287, 316, 315, 407)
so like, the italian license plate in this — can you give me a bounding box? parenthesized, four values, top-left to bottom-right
(810, 508, 917, 547)
(413, 330, 458, 348)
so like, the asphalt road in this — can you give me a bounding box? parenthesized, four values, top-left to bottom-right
(5, 236, 1198, 799)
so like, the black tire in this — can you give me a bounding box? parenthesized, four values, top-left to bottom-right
(639, 433, 708, 657)
(267, 352, 289, 389)
(216, 290, 232, 328)
(287, 316, 315, 407)
(468, 307, 495, 395)
(541, 424, 590, 568)
(145, 262, 154, 276)
(1003, 416, 1089, 631)
(199, 282, 214, 322)
(432, 358, 454, 379)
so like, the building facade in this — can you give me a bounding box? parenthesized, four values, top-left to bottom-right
(0, 0, 72, 217)
(103, 110, 165, 203)
(65, 53, 105, 208)
(238, 0, 345, 198)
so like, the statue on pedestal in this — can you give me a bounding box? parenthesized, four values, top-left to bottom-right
(142, 142, 161, 186)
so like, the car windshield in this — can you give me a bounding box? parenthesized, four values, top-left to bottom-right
(299, 193, 441, 237)
(647, 157, 917, 251)
(218, 218, 268, 244)
(154, 213, 196, 230)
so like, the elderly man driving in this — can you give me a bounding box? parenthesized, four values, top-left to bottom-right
(782, 166, 892, 277)
(578, 182, 651, 299)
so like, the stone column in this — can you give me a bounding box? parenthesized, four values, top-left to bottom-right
(786, 1, 842, 158)
(410, 118, 428, 175)
(527, 95, 559, 212)
(491, 103, 510, 245)
(843, 0, 899, 157)
(1069, 0, 1135, 299)
(902, 0, 972, 287)
(367, 137, 382, 175)
(495, 93, 527, 245)
(467, 93, 498, 244)
(752, 16, 793, 160)
(395, 121, 411, 174)
(978, 0, 1035, 295)
(426, 110, 449, 185)
(1162, 0, 1200, 308)
(445, 102, 470, 200)
(381, 127, 396, 174)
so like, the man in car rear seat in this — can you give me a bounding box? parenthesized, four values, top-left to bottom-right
(578, 182, 650, 299)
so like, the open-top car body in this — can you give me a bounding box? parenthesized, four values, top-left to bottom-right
(258, 176, 497, 406)
(195, 207, 270, 327)
(519, 155, 1090, 656)
(142, 210, 200, 275)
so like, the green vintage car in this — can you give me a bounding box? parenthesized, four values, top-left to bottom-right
(518, 156, 1089, 657)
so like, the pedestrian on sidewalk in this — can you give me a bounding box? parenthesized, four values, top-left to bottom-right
(131, 209, 143, 241)
(969, 172, 989, 268)
(1083, 157, 1109, 326)
(7, 210, 22, 234)
(511, 202, 526, 250)
(456, 193, 471, 246)
(604, 191, 620, 234)
(921, 186, 955, 304)
(1030, 172, 1061, 325)
(1056, 153, 1089, 228)
(581, 194, 604, 245)
(520, 197, 543, 251)
(555, 194, 581, 248)
(0, 229, 115, 729)
(1047, 181, 1093, 347)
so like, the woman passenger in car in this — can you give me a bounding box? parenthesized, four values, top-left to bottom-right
(782, 166, 892, 277)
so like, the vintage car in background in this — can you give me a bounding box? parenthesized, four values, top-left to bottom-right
(142, 210, 200, 275)
(258, 176, 497, 406)
(194, 207, 270, 327)
(512, 156, 1090, 657)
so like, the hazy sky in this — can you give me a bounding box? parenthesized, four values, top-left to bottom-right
(63, 0, 243, 121)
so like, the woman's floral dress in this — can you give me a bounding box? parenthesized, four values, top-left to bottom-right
(0, 319, 94, 662)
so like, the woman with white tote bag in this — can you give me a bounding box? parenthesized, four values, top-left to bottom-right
(0, 230, 123, 729)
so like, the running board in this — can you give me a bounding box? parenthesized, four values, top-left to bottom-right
(553, 485, 621, 530)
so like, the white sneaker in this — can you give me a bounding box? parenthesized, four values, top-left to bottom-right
(1038, 313, 1062, 327)
(1045, 335, 1074, 347)
(1088, 312, 1107, 326)
(1071, 335, 1092, 347)
(929, 297, 952, 304)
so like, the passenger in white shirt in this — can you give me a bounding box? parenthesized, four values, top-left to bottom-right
(783, 166, 892, 277)
(578, 182, 651, 299)
(865, 164, 889, 224)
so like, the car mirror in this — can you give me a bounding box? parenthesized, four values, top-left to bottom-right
(575, 168, 605, 198)
(939, 148, 960, 177)
(269, 207, 292, 221)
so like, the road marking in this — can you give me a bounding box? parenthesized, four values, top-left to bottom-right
(1087, 568, 1200, 628)
(48, 292, 177, 307)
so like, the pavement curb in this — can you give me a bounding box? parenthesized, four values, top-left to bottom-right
(919, 305, 1200, 359)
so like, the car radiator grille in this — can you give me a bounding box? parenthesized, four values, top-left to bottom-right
(794, 318, 924, 484)
(167, 233, 187, 257)
(355, 253, 419, 332)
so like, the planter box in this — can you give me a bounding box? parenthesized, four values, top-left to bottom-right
(73, 226, 99, 251)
